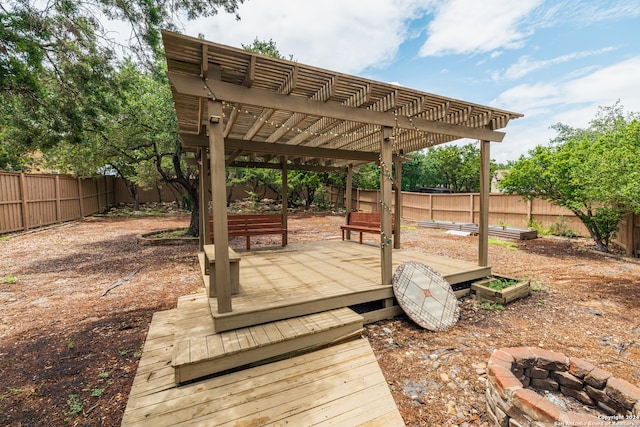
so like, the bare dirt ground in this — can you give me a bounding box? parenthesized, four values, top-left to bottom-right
(1, 207, 639, 426)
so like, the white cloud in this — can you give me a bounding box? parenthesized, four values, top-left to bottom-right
(494, 121, 556, 163)
(493, 56, 640, 112)
(563, 56, 640, 108)
(186, 0, 430, 74)
(497, 47, 617, 80)
(418, 0, 542, 57)
(493, 55, 640, 161)
(491, 82, 563, 116)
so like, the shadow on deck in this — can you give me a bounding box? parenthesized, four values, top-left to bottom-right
(121, 240, 490, 426)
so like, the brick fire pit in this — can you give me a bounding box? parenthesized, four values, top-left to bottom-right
(486, 347, 640, 426)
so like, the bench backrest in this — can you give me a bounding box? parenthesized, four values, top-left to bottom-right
(209, 213, 284, 231)
(347, 212, 394, 227)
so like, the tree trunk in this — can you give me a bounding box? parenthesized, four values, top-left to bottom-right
(128, 181, 140, 210)
(575, 211, 609, 252)
(185, 183, 199, 236)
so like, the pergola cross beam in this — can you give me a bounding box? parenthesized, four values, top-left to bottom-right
(167, 72, 506, 142)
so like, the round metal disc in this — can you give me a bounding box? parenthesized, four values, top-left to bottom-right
(392, 262, 460, 331)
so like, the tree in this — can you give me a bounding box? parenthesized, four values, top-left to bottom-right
(423, 143, 494, 192)
(42, 60, 204, 234)
(400, 151, 437, 191)
(499, 104, 640, 252)
(1, 0, 244, 235)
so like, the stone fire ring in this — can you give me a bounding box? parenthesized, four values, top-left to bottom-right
(486, 347, 640, 426)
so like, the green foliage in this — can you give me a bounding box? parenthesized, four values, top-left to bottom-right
(91, 388, 105, 397)
(499, 103, 640, 252)
(1, 1, 120, 151)
(527, 218, 550, 235)
(2, 274, 17, 284)
(530, 280, 547, 292)
(312, 186, 332, 211)
(98, 372, 109, 380)
(288, 170, 322, 210)
(476, 300, 505, 311)
(1, 0, 243, 236)
(401, 151, 438, 191)
(486, 278, 519, 291)
(242, 37, 293, 60)
(63, 394, 83, 419)
(402, 143, 499, 192)
(488, 238, 517, 249)
(0, 387, 29, 400)
(228, 167, 281, 204)
(548, 216, 578, 238)
(353, 163, 380, 189)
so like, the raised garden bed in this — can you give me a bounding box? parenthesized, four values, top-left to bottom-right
(470, 276, 531, 304)
(418, 220, 538, 240)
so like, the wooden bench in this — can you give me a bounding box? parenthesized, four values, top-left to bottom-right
(209, 213, 287, 250)
(203, 244, 241, 296)
(340, 212, 395, 244)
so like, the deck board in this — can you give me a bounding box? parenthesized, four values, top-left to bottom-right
(207, 240, 490, 332)
(123, 337, 403, 426)
(172, 306, 364, 383)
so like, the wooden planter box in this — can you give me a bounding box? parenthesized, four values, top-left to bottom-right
(470, 277, 530, 304)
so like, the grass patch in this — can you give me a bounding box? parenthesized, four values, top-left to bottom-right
(0, 236, 10, 241)
(476, 300, 505, 311)
(91, 388, 105, 397)
(400, 225, 416, 230)
(148, 228, 190, 239)
(530, 280, 547, 292)
(63, 394, 83, 420)
(488, 237, 517, 249)
(2, 274, 18, 284)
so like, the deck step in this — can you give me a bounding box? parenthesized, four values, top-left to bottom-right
(172, 306, 364, 384)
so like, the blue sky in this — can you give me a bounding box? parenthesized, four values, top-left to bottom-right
(154, 0, 640, 163)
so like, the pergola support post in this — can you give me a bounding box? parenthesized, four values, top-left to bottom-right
(393, 157, 402, 249)
(208, 99, 232, 313)
(281, 156, 288, 235)
(345, 164, 353, 240)
(479, 139, 490, 267)
(198, 149, 210, 251)
(380, 127, 393, 285)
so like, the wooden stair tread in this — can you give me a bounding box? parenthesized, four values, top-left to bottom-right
(172, 307, 363, 384)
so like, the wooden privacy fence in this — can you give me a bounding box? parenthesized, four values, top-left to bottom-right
(0, 172, 117, 234)
(0, 172, 191, 235)
(328, 187, 639, 257)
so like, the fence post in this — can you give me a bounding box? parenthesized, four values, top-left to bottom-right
(19, 173, 29, 231)
(469, 194, 474, 223)
(429, 194, 433, 220)
(77, 177, 84, 217)
(55, 175, 61, 222)
(103, 176, 109, 210)
(95, 178, 100, 213)
(624, 214, 634, 257)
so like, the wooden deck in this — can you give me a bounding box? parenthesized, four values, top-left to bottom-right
(122, 310, 404, 426)
(122, 240, 491, 426)
(207, 240, 491, 332)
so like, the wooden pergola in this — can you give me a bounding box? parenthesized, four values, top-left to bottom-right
(162, 31, 523, 315)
